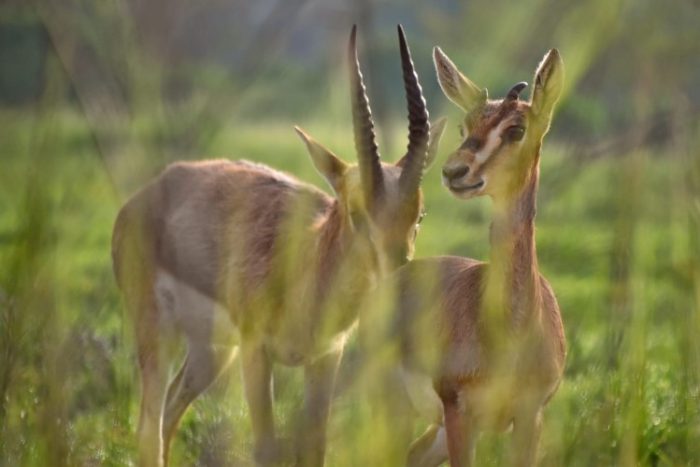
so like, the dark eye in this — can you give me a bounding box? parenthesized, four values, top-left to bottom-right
(458, 125, 466, 138)
(417, 211, 426, 225)
(504, 126, 525, 142)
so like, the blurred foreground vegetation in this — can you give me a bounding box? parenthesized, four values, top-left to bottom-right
(2, 110, 699, 466)
(2, 0, 700, 465)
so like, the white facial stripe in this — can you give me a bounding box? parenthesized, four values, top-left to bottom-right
(474, 120, 510, 164)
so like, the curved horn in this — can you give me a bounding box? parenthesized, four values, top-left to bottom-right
(349, 25, 384, 203)
(397, 25, 430, 194)
(506, 81, 528, 101)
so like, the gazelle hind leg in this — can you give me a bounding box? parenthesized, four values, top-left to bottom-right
(134, 297, 178, 467)
(137, 348, 170, 467)
(161, 344, 239, 466)
(151, 266, 241, 465)
(407, 424, 448, 467)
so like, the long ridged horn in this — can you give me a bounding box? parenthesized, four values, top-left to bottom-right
(397, 24, 430, 194)
(349, 25, 384, 204)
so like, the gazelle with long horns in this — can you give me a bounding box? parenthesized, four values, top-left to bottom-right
(111, 26, 445, 467)
(383, 48, 566, 466)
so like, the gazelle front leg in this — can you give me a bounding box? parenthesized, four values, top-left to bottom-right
(510, 406, 542, 467)
(442, 397, 477, 467)
(296, 348, 343, 467)
(161, 344, 239, 466)
(241, 340, 285, 466)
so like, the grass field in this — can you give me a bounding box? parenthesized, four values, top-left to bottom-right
(1, 103, 699, 466)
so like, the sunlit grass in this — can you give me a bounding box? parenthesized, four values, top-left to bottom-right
(1, 101, 699, 465)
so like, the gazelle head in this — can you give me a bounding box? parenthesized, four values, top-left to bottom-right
(434, 47, 564, 201)
(295, 25, 446, 269)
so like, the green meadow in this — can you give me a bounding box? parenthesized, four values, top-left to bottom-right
(2, 107, 699, 465)
(2, 0, 700, 465)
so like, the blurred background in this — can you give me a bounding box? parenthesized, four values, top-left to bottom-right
(1, 0, 699, 465)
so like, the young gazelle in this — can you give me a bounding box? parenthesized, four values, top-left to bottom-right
(387, 48, 566, 466)
(111, 26, 445, 467)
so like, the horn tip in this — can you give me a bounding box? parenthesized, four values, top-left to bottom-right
(349, 25, 358, 60)
(506, 81, 529, 100)
(397, 24, 407, 47)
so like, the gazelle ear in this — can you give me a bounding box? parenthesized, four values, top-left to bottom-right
(294, 126, 348, 194)
(425, 117, 447, 171)
(396, 117, 447, 172)
(530, 49, 564, 125)
(433, 47, 487, 112)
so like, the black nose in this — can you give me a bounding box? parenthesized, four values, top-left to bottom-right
(442, 164, 469, 181)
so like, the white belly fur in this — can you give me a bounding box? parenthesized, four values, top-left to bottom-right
(400, 365, 443, 423)
(154, 268, 353, 365)
(154, 268, 240, 348)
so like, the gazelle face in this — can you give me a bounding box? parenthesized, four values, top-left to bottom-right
(442, 98, 535, 200)
(295, 26, 447, 271)
(434, 47, 564, 201)
(342, 163, 424, 267)
(296, 118, 445, 271)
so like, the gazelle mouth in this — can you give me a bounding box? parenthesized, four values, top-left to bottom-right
(449, 180, 485, 193)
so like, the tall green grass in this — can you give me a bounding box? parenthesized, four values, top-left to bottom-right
(1, 96, 698, 465)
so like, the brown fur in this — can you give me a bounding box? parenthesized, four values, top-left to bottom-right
(113, 27, 447, 467)
(389, 48, 567, 467)
(114, 160, 336, 302)
(393, 169, 566, 467)
(113, 139, 444, 467)
(112, 159, 384, 467)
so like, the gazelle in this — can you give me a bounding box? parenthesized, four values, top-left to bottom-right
(111, 25, 446, 467)
(384, 48, 566, 466)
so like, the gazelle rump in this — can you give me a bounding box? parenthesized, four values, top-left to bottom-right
(111, 26, 446, 467)
(386, 48, 566, 466)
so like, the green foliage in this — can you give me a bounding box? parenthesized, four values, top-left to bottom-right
(1, 104, 699, 465)
(1, 0, 699, 465)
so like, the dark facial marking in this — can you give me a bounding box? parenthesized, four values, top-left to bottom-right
(460, 137, 482, 152)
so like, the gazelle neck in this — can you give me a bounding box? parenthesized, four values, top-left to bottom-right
(487, 154, 542, 328)
(314, 202, 379, 315)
